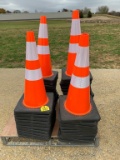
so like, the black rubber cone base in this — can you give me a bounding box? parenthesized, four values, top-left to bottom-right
(90, 86, 94, 97)
(14, 93, 54, 115)
(59, 95, 101, 122)
(58, 130, 95, 144)
(58, 95, 101, 143)
(18, 131, 51, 140)
(16, 117, 55, 134)
(15, 112, 56, 129)
(59, 130, 95, 140)
(15, 110, 56, 122)
(14, 92, 56, 141)
(17, 117, 55, 141)
(15, 115, 56, 128)
(44, 71, 58, 86)
(43, 71, 59, 104)
(15, 109, 56, 119)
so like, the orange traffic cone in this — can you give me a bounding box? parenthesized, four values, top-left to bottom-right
(23, 31, 48, 108)
(66, 10, 81, 76)
(65, 33, 91, 115)
(37, 16, 53, 78)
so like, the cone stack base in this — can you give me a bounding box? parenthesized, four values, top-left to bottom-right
(58, 95, 101, 143)
(60, 68, 94, 96)
(14, 93, 56, 141)
(44, 71, 59, 103)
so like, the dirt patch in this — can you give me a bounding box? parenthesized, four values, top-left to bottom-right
(90, 52, 120, 69)
(81, 15, 120, 23)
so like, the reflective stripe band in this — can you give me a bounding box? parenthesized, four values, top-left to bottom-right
(26, 42, 38, 60)
(71, 19, 81, 35)
(38, 24, 48, 38)
(68, 43, 78, 53)
(38, 38, 49, 46)
(37, 45, 50, 55)
(71, 74, 90, 89)
(73, 66, 89, 77)
(70, 35, 80, 43)
(25, 60, 40, 70)
(75, 46, 89, 67)
(25, 68, 42, 81)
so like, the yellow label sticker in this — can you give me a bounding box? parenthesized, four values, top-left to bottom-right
(40, 106, 50, 112)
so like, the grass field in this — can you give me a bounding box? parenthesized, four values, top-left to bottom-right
(0, 19, 120, 68)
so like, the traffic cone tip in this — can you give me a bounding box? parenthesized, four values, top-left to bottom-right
(26, 31, 35, 42)
(72, 10, 79, 19)
(38, 15, 53, 77)
(40, 16, 47, 24)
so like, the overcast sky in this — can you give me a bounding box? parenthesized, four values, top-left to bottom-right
(0, 0, 120, 13)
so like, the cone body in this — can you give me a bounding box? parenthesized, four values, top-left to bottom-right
(23, 31, 48, 108)
(66, 10, 81, 76)
(37, 16, 53, 78)
(65, 33, 91, 115)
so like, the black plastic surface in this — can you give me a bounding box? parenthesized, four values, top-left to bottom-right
(59, 95, 101, 122)
(14, 92, 56, 140)
(44, 71, 58, 85)
(14, 93, 54, 115)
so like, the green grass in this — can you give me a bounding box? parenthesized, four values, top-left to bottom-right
(0, 20, 120, 68)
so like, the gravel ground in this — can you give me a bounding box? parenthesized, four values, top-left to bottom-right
(0, 69, 120, 160)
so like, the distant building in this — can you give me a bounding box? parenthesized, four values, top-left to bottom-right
(0, 12, 72, 21)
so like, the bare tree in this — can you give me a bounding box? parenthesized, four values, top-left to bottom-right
(79, 10, 84, 18)
(13, 10, 21, 13)
(83, 7, 90, 15)
(108, 11, 120, 16)
(23, 11, 29, 13)
(97, 6, 109, 14)
(6, 10, 11, 13)
(76, 9, 84, 18)
(62, 8, 69, 12)
(87, 11, 92, 18)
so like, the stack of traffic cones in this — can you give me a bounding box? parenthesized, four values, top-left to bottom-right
(14, 31, 56, 140)
(37, 16, 59, 102)
(60, 10, 94, 97)
(58, 34, 100, 144)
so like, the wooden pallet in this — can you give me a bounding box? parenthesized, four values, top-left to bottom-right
(0, 115, 99, 146)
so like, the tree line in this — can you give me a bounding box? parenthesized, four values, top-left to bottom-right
(0, 6, 120, 17)
(60, 6, 120, 17)
(0, 8, 29, 14)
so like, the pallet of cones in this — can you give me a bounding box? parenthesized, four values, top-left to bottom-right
(14, 11, 100, 144)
